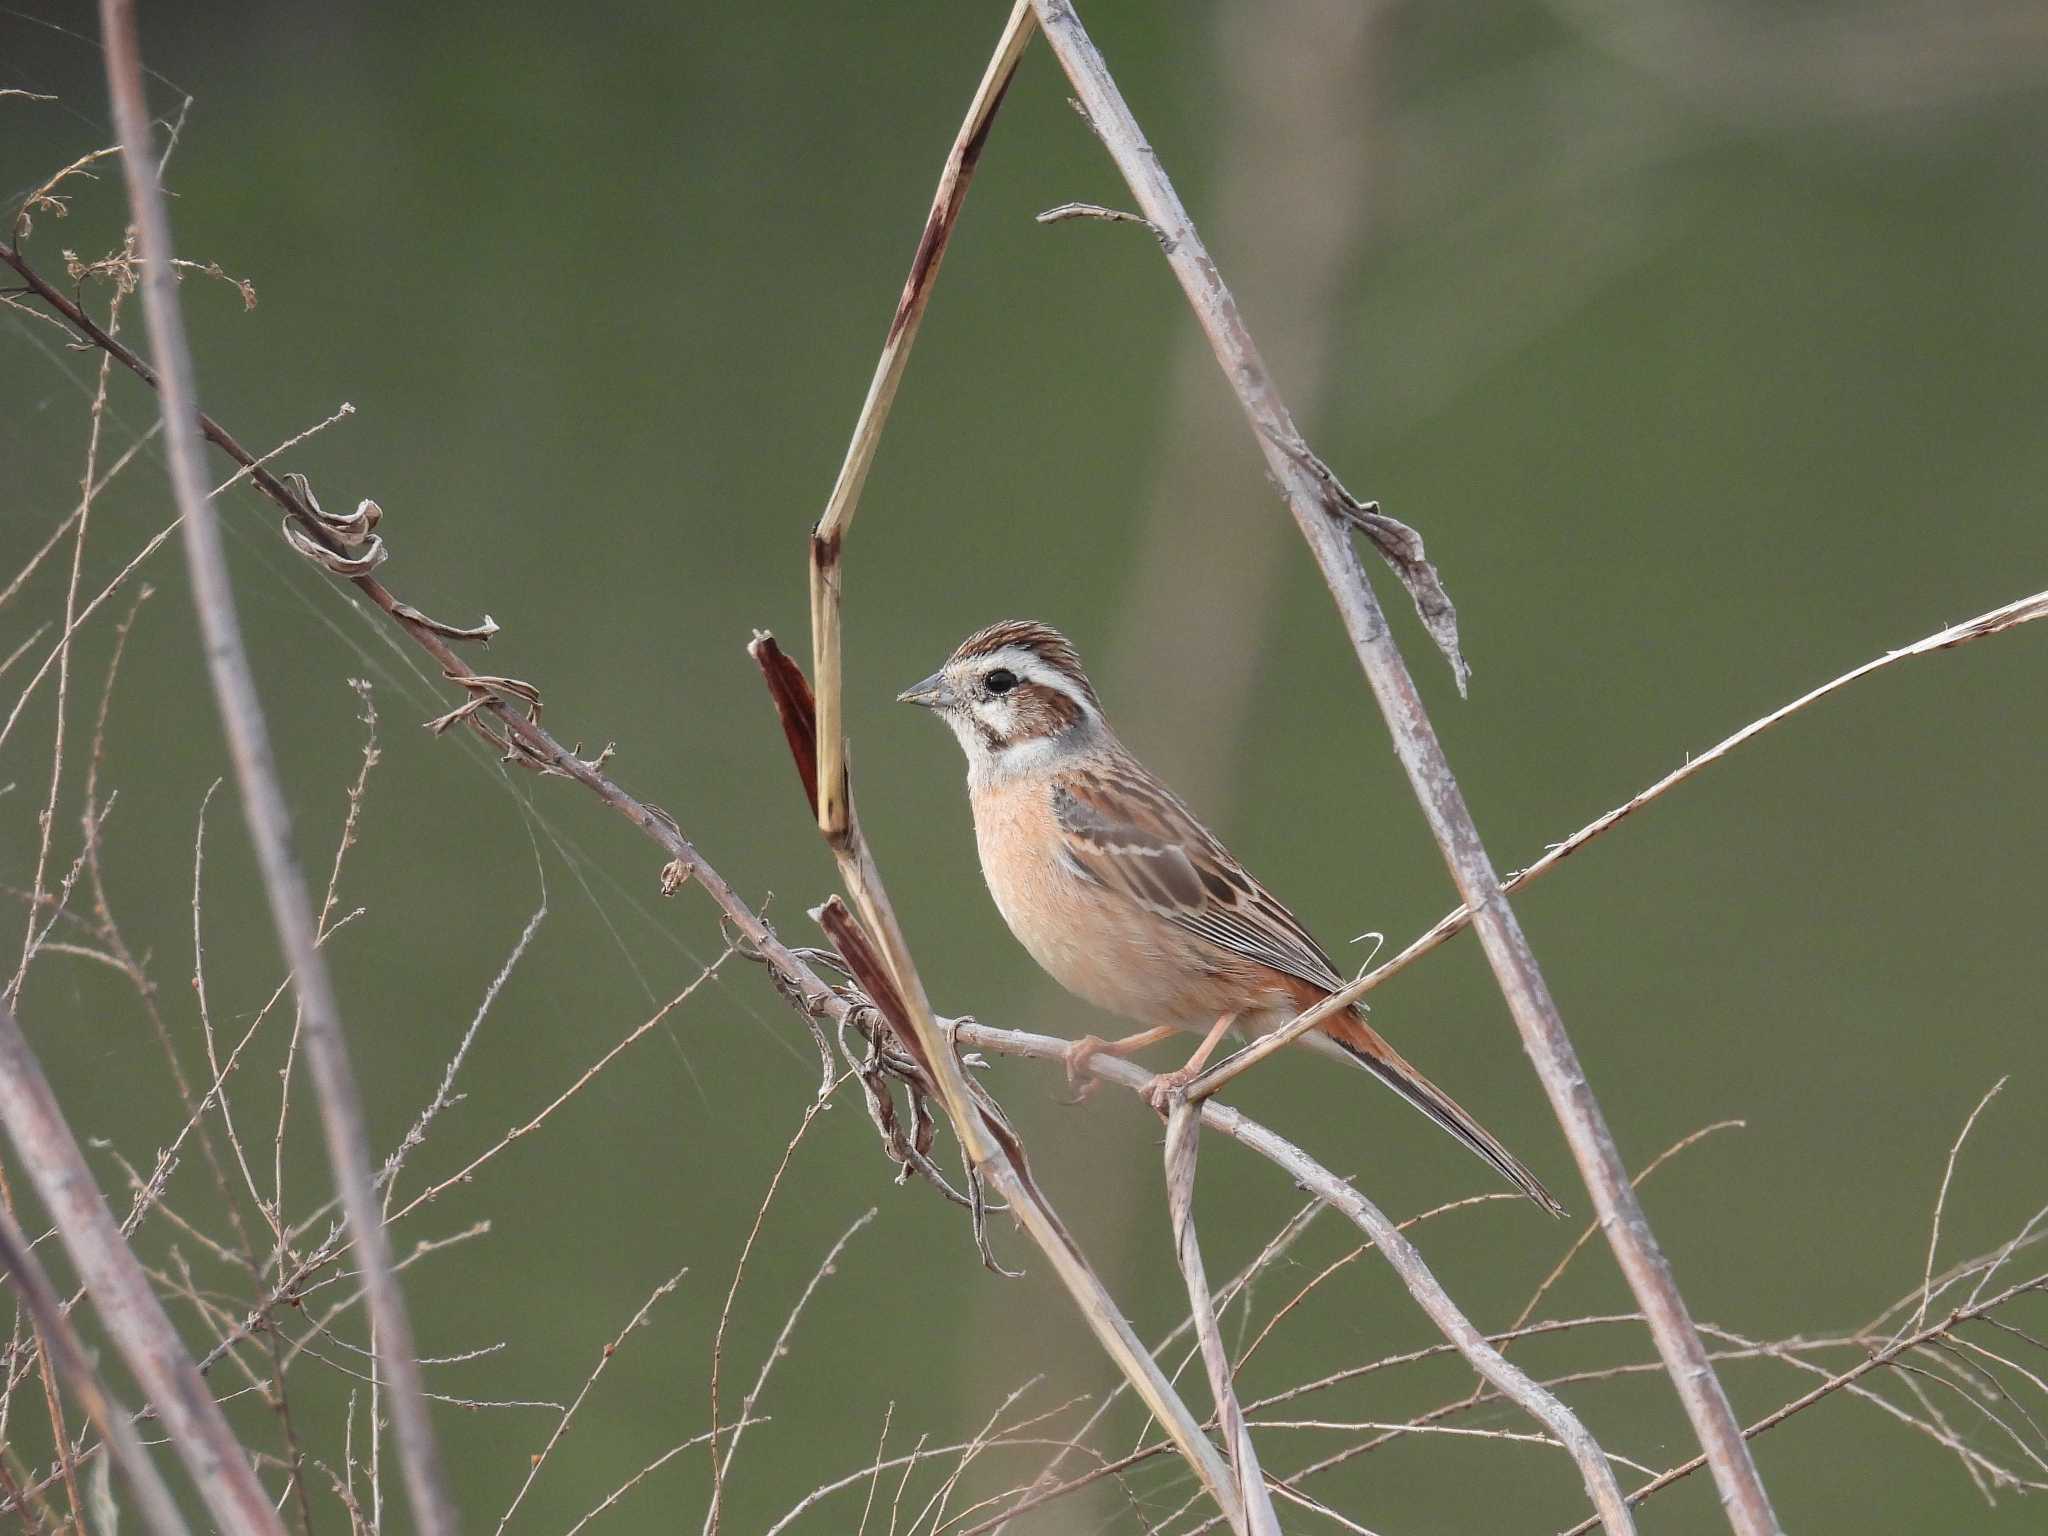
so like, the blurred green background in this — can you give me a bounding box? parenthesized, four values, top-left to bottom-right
(4, 2, 2046, 1532)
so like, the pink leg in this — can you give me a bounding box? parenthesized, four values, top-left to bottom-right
(1061, 1025, 1179, 1101)
(1143, 1012, 1239, 1114)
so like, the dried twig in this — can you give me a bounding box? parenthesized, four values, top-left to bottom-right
(0, 1202, 188, 1536)
(0, 998, 283, 1536)
(1906, 1078, 2008, 1340)
(1244, 586, 2048, 1046)
(1555, 1273, 2048, 1536)
(713, 1209, 877, 1522)
(1027, 3, 1779, 1525)
(705, 1081, 853, 1535)
(96, 8, 455, 1532)
(494, 1266, 687, 1534)
(1163, 1105, 1282, 1535)
(954, 1016, 1635, 1534)
(781, 3, 1248, 1522)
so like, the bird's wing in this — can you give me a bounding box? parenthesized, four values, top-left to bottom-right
(1052, 760, 1345, 995)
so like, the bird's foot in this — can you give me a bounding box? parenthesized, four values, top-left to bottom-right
(1060, 1035, 1109, 1104)
(1141, 1064, 1202, 1118)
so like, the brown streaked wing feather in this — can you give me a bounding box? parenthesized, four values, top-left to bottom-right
(1052, 760, 1345, 995)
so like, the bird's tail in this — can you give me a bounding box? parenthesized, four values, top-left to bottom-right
(1320, 1008, 1567, 1218)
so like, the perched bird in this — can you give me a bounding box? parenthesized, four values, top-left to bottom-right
(898, 619, 1564, 1217)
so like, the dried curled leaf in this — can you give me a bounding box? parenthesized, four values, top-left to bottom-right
(393, 602, 500, 644)
(749, 630, 820, 818)
(282, 517, 387, 576)
(278, 471, 388, 578)
(1264, 427, 1471, 695)
(283, 472, 379, 541)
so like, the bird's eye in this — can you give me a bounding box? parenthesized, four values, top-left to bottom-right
(985, 668, 1018, 695)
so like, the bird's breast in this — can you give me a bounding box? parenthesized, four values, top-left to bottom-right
(969, 778, 1239, 1028)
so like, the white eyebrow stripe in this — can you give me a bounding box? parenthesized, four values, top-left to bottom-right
(971, 646, 1094, 711)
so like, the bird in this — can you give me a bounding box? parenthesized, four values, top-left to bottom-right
(897, 618, 1565, 1217)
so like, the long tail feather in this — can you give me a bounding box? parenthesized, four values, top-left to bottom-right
(1320, 1010, 1567, 1218)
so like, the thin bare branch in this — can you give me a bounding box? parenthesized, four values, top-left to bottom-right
(96, 7, 455, 1532)
(957, 1016, 1635, 1535)
(1557, 1273, 2048, 1535)
(1164, 1105, 1281, 1536)
(722, 1210, 876, 1512)
(1273, 587, 2048, 1035)
(0, 998, 284, 1536)
(1906, 1079, 2008, 1339)
(705, 1085, 854, 1535)
(0, 1202, 188, 1536)
(494, 1266, 688, 1536)
(1028, 4, 1778, 1527)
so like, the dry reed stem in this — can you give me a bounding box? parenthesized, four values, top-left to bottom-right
(0, 997, 283, 1536)
(0, 1201, 189, 1536)
(809, 0, 1035, 840)
(1027, 4, 1792, 1528)
(956, 1017, 1635, 1535)
(786, 5, 1249, 1517)
(95, 7, 455, 1533)
(1163, 1105, 1283, 1535)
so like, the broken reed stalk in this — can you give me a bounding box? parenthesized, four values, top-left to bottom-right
(95, 6, 456, 1535)
(0, 999, 282, 1536)
(1026, 2, 1779, 1528)
(960, 1017, 1638, 1535)
(795, 6, 1248, 1528)
(0, 1196, 191, 1536)
(810, 0, 1036, 842)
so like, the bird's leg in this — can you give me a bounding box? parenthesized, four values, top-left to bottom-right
(1061, 1025, 1179, 1102)
(1143, 1012, 1239, 1115)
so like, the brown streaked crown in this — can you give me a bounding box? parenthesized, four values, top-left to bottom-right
(948, 620, 1100, 709)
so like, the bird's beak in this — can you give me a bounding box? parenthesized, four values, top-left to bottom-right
(896, 670, 950, 709)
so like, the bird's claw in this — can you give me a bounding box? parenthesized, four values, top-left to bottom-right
(1141, 1066, 1198, 1118)
(1060, 1035, 1107, 1104)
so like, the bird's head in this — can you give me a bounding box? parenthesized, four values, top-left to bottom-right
(898, 619, 1106, 783)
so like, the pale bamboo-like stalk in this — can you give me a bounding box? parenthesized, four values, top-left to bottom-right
(0, 1198, 191, 1536)
(810, 0, 1036, 842)
(0, 1000, 283, 1536)
(794, 4, 1244, 1525)
(96, 6, 456, 1534)
(1190, 585, 2048, 1100)
(960, 1016, 1637, 1536)
(1028, 3, 1778, 1528)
